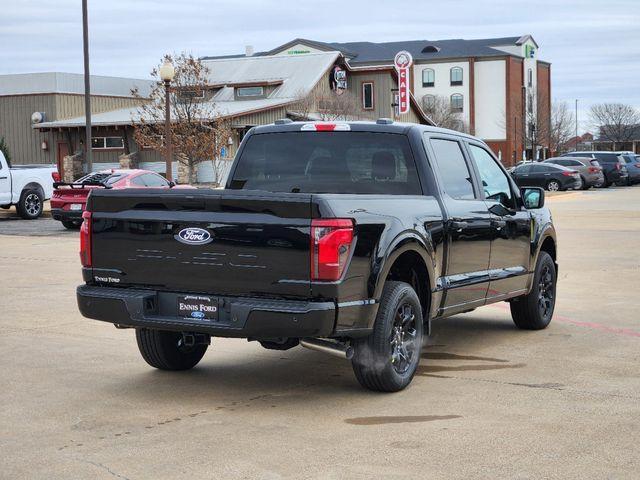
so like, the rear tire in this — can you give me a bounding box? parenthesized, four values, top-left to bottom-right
(61, 220, 81, 230)
(16, 189, 43, 219)
(580, 176, 589, 190)
(351, 281, 424, 392)
(510, 251, 556, 330)
(135, 329, 208, 370)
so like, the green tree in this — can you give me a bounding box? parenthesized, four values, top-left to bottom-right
(0, 137, 11, 165)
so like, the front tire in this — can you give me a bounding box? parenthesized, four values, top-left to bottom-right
(17, 189, 43, 219)
(546, 180, 561, 192)
(352, 281, 424, 392)
(510, 251, 556, 330)
(135, 329, 208, 370)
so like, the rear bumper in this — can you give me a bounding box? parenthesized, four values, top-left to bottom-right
(77, 285, 338, 339)
(51, 208, 83, 222)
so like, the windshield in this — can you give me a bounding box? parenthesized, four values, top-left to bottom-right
(229, 132, 422, 195)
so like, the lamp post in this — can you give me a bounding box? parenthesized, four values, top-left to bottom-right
(159, 60, 175, 181)
(575, 99, 579, 150)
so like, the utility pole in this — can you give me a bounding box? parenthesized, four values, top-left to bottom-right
(82, 0, 92, 173)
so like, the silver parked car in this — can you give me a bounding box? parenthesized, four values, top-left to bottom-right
(543, 157, 605, 189)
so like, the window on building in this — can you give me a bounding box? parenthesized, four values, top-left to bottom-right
(422, 94, 436, 111)
(177, 87, 205, 102)
(429, 138, 475, 200)
(528, 68, 533, 87)
(236, 86, 264, 97)
(450, 67, 463, 86)
(422, 68, 435, 87)
(362, 82, 374, 109)
(450, 94, 463, 112)
(91, 137, 124, 150)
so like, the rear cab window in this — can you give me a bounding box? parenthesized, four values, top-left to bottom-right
(229, 132, 422, 195)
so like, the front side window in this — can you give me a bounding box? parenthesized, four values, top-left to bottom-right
(362, 82, 374, 109)
(430, 138, 475, 200)
(450, 94, 463, 112)
(230, 132, 422, 195)
(422, 68, 435, 87)
(141, 173, 170, 187)
(468, 144, 513, 207)
(450, 67, 463, 86)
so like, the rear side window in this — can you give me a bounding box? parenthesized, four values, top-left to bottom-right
(229, 132, 422, 195)
(430, 138, 475, 200)
(594, 153, 620, 163)
(103, 173, 128, 185)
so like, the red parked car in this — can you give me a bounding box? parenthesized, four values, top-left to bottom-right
(51, 169, 189, 229)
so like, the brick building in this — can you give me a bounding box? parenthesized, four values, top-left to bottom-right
(227, 35, 552, 165)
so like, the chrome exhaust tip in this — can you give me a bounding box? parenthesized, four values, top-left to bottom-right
(300, 338, 354, 360)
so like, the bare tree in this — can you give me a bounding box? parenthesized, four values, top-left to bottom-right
(291, 88, 363, 121)
(132, 53, 232, 183)
(547, 101, 575, 155)
(589, 103, 640, 150)
(421, 95, 469, 133)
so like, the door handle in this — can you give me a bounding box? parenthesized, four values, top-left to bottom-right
(0, 176, 7, 179)
(492, 219, 507, 231)
(449, 220, 468, 232)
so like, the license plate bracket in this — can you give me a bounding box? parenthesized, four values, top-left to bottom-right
(177, 295, 218, 321)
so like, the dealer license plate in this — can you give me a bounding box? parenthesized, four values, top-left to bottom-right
(70, 204, 83, 211)
(177, 295, 218, 321)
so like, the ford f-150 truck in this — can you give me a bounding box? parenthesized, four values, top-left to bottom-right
(0, 151, 57, 219)
(77, 120, 557, 392)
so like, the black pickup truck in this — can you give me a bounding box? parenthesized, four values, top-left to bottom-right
(77, 120, 557, 392)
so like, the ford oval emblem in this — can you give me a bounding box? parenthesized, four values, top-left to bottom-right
(175, 227, 213, 245)
(191, 311, 206, 319)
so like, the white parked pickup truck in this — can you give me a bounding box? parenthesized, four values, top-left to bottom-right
(0, 151, 57, 219)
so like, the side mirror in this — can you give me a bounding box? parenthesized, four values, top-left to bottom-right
(168, 181, 176, 188)
(521, 187, 545, 209)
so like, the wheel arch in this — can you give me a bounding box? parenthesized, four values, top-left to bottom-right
(21, 182, 45, 198)
(373, 235, 435, 321)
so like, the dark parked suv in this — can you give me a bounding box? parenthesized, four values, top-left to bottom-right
(562, 151, 628, 187)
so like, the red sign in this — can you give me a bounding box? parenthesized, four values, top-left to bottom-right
(394, 51, 413, 115)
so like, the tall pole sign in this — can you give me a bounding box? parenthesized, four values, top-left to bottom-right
(394, 51, 413, 115)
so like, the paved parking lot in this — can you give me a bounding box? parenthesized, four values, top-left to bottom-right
(1, 187, 639, 479)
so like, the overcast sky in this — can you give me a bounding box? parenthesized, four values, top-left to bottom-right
(2, 0, 638, 132)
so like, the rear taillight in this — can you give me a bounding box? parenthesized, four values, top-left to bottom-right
(52, 171, 61, 182)
(80, 211, 92, 267)
(310, 219, 354, 281)
(588, 166, 600, 173)
(562, 171, 574, 176)
(616, 163, 621, 171)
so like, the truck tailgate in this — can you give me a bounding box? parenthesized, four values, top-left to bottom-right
(88, 189, 312, 298)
